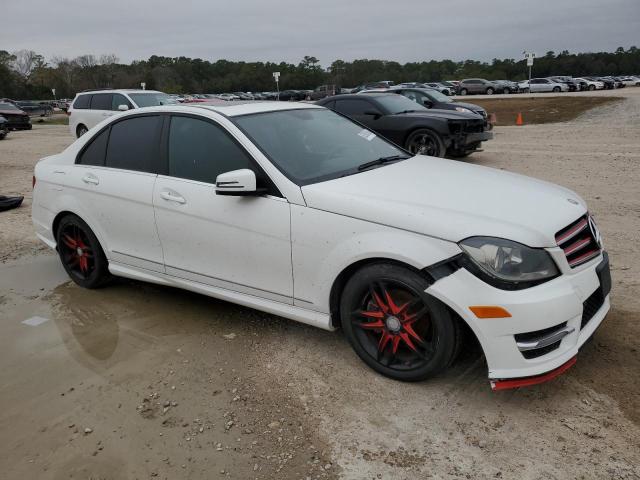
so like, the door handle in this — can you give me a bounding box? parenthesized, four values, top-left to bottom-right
(160, 191, 186, 204)
(82, 174, 99, 185)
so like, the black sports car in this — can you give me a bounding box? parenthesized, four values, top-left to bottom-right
(317, 93, 493, 158)
(0, 102, 31, 130)
(362, 87, 488, 120)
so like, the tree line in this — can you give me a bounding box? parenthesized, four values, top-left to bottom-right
(1, 47, 639, 100)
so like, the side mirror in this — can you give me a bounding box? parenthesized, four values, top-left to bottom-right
(117, 104, 129, 111)
(364, 110, 381, 119)
(215, 169, 266, 196)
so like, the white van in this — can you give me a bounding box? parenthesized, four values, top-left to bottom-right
(68, 89, 177, 137)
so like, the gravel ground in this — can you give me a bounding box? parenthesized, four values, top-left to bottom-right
(0, 89, 639, 479)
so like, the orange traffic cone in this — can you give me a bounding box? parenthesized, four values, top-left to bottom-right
(516, 112, 523, 126)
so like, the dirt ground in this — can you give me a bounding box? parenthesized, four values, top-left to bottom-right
(0, 88, 639, 480)
(471, 95, 622, 125)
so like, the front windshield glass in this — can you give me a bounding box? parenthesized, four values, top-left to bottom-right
(0, 103, 20, 111)
(234, 108, 407, 185)
(128, 93, 178, 107)
(421, 89, 451, 103)
(374, 95, 428, 114)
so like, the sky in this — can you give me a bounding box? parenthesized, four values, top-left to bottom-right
(3, 0, 639, 66)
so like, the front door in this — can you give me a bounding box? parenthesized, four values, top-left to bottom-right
(153, 114, 293, 304)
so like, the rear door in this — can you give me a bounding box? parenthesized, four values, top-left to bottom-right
(70, 114, 165, 272)
(88, 93, 114, 129)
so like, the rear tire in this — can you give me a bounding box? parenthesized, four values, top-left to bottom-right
(56, 214, 112, 289)
(588, 84, 595, 91)
(405, 129, 445, 158)
(340, 263, 459, 382)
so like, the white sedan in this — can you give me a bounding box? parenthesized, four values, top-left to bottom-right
(518, 78, 570, 93)
(32, 102, 610, 390)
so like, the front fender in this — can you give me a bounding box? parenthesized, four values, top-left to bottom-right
(291, 204, 461, 313)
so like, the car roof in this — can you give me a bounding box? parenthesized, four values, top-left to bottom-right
(77, 89, 163, 95)
(120, 101, 324, 118)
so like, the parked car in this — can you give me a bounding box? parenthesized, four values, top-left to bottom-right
(32, 101, 611, 389)
(457, 79, 497, 95)
(317, 93, 492, 158)
(309, 85, 339, 101)
(0, 102, 31, 130)
(14, 100, 53, 117)
(68, 89, 178, 137)
(586, 77, 615, 89)
(359, 87, 488, 120)
(620, 76, 640, 86)
(422, 83, 454, 96)
(548, 77, 580, 92)
(0, 115, 8, 139)
(574, 78, 604, 90)
(278, 90, 306, 101)
(491, 80, 519, 94)
(518, 78, 569, 93)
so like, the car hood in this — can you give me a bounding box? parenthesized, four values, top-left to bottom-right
(301, 156, 587, 247)
(0, 108, 26, 115)
(446, 101, 485, 113)
(398, 109, 480, 120)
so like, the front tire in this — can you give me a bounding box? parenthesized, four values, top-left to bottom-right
(459, 88, 468, 96)
(486, 88, 494, 95)
(588, 84, 595, 91)
(405, 129, 445, 157)
(56, 214, 111, 289)
(340, 263, 458, 382)
(552, 86, 560, 93)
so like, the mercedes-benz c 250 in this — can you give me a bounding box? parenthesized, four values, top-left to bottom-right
(32, 102, 610, 390)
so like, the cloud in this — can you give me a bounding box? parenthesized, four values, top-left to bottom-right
(3, 0, 639, 65)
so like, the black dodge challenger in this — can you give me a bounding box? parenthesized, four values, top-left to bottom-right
(316, 93, 492, 158)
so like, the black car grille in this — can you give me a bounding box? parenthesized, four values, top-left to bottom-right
(3, 113, 29, 124)
(555, 215, 601, 268)
(462, 120, 486, 133)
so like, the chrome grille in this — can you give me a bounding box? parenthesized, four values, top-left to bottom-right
(555, 215, 601, 268)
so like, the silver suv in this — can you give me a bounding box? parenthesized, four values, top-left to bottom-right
(457, 79, 496, 96)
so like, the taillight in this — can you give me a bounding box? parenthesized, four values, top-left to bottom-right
(32, 175, 36, 189)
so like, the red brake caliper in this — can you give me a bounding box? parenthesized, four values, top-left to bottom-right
(357, 286, 426, 357)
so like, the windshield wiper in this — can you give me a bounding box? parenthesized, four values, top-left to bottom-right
(394, 110, 419, 114)
(357, 155, 409, 171)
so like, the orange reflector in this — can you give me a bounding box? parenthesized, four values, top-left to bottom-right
(469, 306, 512, 318)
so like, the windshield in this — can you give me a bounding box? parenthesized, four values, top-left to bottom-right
(0, 103, 20, 111)
(375, 95, 428, 114)
(422, 89, 452, 103)
(128, 93, 178, 107)
(234, 108, 407, 185)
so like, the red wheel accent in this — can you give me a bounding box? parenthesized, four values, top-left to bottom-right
(353, 282, 433, 366)
(59, 224, 95, 280)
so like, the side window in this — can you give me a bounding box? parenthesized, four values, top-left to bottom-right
(73, 94, 91, 109)
(111, 94, 133, 111)
(402, 91, 419, 103)
(90, 93, 113, 110)
(168, 116, 254, 184)
(77, 128, 109, 166)
(333, 99, 370, 115)
(105, 115, 161, 172)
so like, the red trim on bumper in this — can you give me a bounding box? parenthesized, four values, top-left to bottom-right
(490, 356, 577, 391)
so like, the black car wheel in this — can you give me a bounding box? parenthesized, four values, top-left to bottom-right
(77, 124, 88, 137)
(56, 214, 112, 289)
(552, 86, 561, 93)
(485, 88, 494, 95)
(588, 84, 595, 91)
(405, 129, 445, 157)
(340, 263, 459, 382)
(503, 88, 510, 94)
(459, 88, 468, 96)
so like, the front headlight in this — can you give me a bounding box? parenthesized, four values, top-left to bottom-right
(455, 107, 472, 113)
(459, 237, 559, 289)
